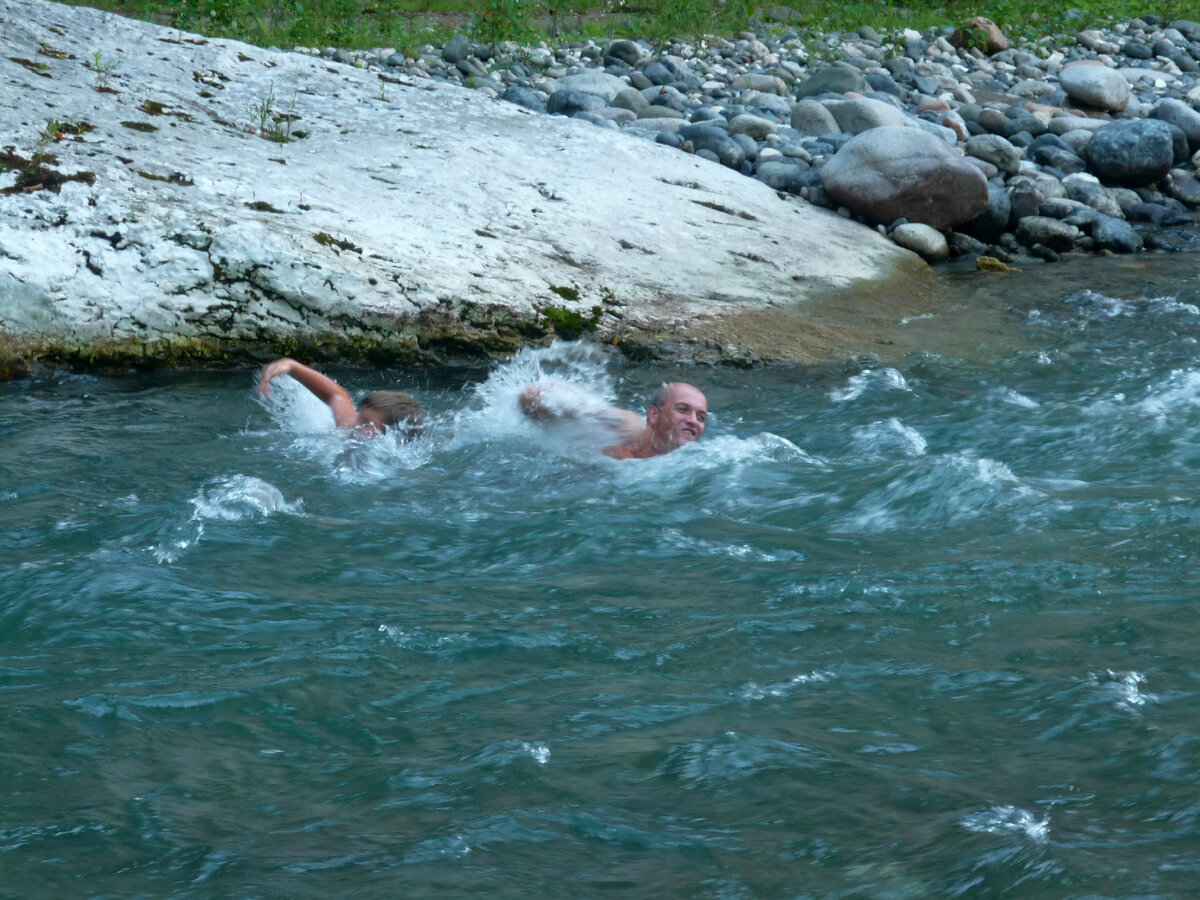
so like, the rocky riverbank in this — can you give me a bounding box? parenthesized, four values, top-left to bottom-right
(5, 2, 1200, 376)
(313, 12, 1200, 264)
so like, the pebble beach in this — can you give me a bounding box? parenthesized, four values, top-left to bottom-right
(297, 13, 1200, 265)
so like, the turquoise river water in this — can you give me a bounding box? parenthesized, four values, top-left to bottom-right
(5, 254, 1200, 898)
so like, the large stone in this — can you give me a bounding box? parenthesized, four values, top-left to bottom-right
(1059, 62, 1131, 112)
(824, 98, 909, 134)
(1085, 119, 1176, 186)
(790, 99, 841, 136)
(1153, 98, 1200, 152)
(679, 124, 747, 169)
(1014, 216, 1081, 251)
(819, 127, 989, 229)
(0, 0, 929, 370)
(949, 16, 1008, 54)
(551, 71, 632, 105)
(964, 134, 1021, 175)
(794, 65, 867, 98)
(546, 90, 607, 116)
(1090, 214, 1142, 253)
(891, 223, 950, 261)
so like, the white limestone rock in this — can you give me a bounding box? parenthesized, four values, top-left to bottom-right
(0, 0, 926, 368)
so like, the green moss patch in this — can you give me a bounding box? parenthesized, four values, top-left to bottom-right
(540, 304, 602, 339)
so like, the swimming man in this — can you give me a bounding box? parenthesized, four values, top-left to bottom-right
(518, 380, 707, 459)
(257, 357, 425, 439)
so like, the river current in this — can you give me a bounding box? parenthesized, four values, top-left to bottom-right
(5, 254, 1200, 898)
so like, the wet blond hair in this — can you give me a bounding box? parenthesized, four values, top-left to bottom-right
(360, 391, 426, 438)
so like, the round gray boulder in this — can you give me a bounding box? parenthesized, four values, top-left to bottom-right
(818, 126, 989, 229)
(790, 99, 841, 136)
(1059, 63, 1130, 112)
(891, 223, 950, 261)
(1084, 119, 1176, 186)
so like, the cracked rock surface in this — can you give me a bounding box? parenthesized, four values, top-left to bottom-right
(0, 0, 928, 371)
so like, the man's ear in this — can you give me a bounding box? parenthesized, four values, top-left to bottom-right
(646, 404, 660, 426)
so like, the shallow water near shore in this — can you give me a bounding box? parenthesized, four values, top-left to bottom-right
(6, 251, 1200, 898)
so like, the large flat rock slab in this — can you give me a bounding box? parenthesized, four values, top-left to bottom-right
(0, 0, 928, 370)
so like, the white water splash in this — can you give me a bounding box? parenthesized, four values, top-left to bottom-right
(191, 474, 301, 521)
(960, 805, 1049, 842)
(150, 475, 301, 563)
(1090, 669, 1156, 711)
(741, 671, 834, 700)
(850, 417, 927, 458)
(839, 452, 1047, 533)
(662, 528, 800, 563)
(451, 340, 620, 452)
(992, 387, 1040, 409)
(830, 367, 912, 403)
(1133, 369, 1200, 421)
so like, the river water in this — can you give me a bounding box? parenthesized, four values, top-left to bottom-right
(5, 253, 1200, 898)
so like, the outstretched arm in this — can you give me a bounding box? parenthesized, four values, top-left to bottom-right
(519, 381, 644, 442)
(257, 358, 359, 429)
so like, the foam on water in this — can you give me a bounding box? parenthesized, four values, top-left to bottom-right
(849, 417, 928, 459)
(451, 341, 619, 453)
(150, 474, 301, 563)
(191, 474, 300, 521)
(838, 452, 1056, 533)
(1090, 669, 1156, 711)
(829, 367, 913, 403)
(960, 806, 1050, 843)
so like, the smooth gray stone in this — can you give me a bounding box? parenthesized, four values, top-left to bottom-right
(818, 126, 988, 229)
(891, 222, 949, 261)
(546, 90, 606, 116)
(1063, 176, 1125, 217)
(1153, 98, 1200, 151)
(499, 85, 545, 113)
(1039, 197, 1092, 218)
(1059, 63, 1131, 111)
(1008, 181, 1042, 225)
(824, 97, 908, 134)
(1085, 119, 1176, 186)
(978, 107, 1009, 134)
(679, 124, 746, 169)
(643, 60, 677, 86)
(795, 66, 866, 98)
(455, 57, 488, 79)
(604, 39, 648, 66)
(965, 134, 1021, 175)
(1090, 214, 1143, 252)
(1127, 202, 1171, 223)
(442, 34, 471, 64)
(728, 113, 778, 140)
(754, 160, 810, 193)
(790, 99, 840, 136)
(612, 87, 650, 114)
(1015, 215, 1081, 250)
(865, 72, 903, 97)
(636, 105, 685, 119)
(948, 231, 988, 256)
(1002, 115, 1047, 139)
(1167, 170, 1200, 206)
(730, 132, 759, 162)
(1032, 145, 1087, 174)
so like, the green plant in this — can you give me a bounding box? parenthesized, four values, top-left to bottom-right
(472, 0, 533, 52)
(90, 49, 123, 88)
(249, 81, 299, 144)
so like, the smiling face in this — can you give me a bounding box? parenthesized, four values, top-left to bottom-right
(646, 383, 708, 453)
